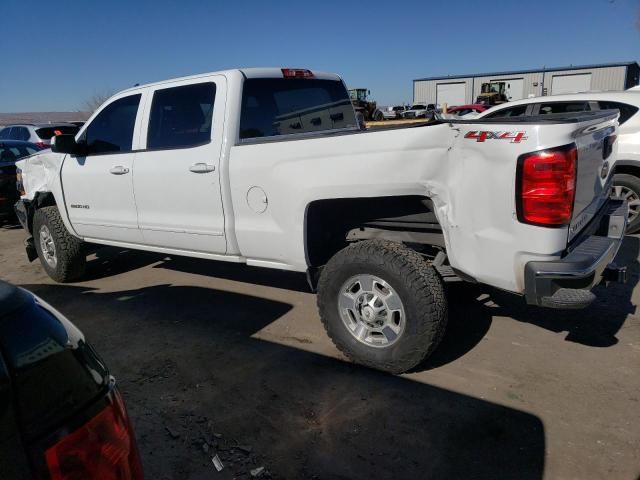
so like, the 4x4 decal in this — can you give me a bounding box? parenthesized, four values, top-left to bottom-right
(464, 131, 528, 143)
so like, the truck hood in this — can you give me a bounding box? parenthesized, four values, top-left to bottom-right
(15, 150, 65, 201)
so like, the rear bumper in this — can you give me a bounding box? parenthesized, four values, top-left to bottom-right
(524, 199, 628, 309)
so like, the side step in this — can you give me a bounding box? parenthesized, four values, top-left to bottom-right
(539, 288, 596, 309)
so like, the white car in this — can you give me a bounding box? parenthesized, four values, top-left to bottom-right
(402, 103, 436, 119)
(15, 67, 627, 374)
(477, 92, 640, 231)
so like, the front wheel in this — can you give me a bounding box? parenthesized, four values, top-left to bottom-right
(33, 206, 86, 282)
(612, 173, 640, 233)
(317, 240, 447, 374)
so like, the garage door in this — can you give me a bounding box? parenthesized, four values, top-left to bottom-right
(551, 74, 592, 95)
(436, 82, 466, 107)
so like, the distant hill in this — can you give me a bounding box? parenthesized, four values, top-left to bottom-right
(0, 112, 91, 126)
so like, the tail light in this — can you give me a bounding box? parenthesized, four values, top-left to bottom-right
(44, 389, 143, 480)
(35, 141, 49, 150)
(516, 144, 577, 227)
(281, 68, 314, 78)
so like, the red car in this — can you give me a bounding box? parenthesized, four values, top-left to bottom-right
(446, 104, 489, 116)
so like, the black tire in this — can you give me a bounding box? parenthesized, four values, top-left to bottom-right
(612, 173, 640, 234)
(317, 240, 447, 374)
(33, 206, 86, 282)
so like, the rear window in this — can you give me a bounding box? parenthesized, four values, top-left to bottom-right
(598, 101, 639, 125)
(0, 145, 38, 163)
(411, 105, 426, 110)
(240, 78, 357, 139)
(538, 102, 590, 114)
(35, 126, 79, 140)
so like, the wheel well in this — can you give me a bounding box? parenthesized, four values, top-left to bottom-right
(26, 192, 56, 234)
(304, 195, 444, 269)
(613, 164, 640, 179)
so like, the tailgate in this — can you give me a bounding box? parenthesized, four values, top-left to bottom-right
(568, 111, 618, 241)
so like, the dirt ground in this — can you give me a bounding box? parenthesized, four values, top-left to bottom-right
(1, 223, 638, 480)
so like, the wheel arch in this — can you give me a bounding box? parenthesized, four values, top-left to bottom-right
(304, 195, 445, 288)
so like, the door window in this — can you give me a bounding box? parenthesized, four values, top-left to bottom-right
(84, 94, 141, 154)
(0, 128, 11, 139)
(147, 82, 216, 150)
(538, 102, 590, 114)
(484, 105, 528, 118)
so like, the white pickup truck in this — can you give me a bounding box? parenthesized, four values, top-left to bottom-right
(15, 67, 628, 373)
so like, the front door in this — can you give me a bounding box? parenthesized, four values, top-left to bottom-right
(132, 77, 226, 253)
(62, 93, 144, 243)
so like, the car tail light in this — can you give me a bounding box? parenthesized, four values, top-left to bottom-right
(516, 144, 577, 227)
(281, 68, 314, 78)
(35, 141, 48, 150)
(44, 389, 143, 480)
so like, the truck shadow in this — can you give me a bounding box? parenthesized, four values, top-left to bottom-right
(19, 282, 545, 480)
(480, 235, 640, 348)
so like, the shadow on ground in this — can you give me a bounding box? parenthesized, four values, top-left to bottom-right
(21, 282, 545, 480)
(482, 235, 639, 348)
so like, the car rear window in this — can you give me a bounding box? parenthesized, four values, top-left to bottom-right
(240, 78, 357, 140)
(485, 105, 528, 118)
(598, 101, 639, 125)
(35, 126, 79, 140)
(0, 145, 39, 163)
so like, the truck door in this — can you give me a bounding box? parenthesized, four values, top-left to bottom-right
(132, 77, 226, 253)
(61, 93, 145, 243)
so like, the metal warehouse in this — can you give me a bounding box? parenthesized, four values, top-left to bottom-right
(413, 61, 640, 106)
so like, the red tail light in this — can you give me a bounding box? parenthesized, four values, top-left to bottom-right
(281, 68, 314, 78)
(517, 144, 577, 227)
(45, 389, 143, 480)
(35, 141, 49, 150)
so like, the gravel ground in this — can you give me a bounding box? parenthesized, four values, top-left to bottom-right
(1, 223, 639, 480)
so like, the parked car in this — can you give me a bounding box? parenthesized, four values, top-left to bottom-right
(0, 124, 80, 150)
(445, 104, 490, 117)
(0, 280, 143, 479)
(0, 141, 39, 221)
(477, 92, 640, 232)
(16, 67, 627, 374)
(381, 105, 409, 120)
(402, 103, 436, 119)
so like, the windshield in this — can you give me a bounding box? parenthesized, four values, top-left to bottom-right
(411, 105, 426, 110)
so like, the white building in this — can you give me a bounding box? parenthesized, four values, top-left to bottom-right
(413, 61, 640, 106)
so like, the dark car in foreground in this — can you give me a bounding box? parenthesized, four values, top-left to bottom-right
(0, 141, 39, 221)
(0, 281, 143, 479)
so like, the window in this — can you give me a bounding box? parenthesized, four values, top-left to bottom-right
(85, 94, 141, 154)
(11, 127, 30, 141)
(0, 128, 11, 139)
(0, 145, 38, 162)
(411, 105, 426, 110)
(538, 102, 590, 114)
(147, 83, 216, 150)
(485, 105, 528, 118)
(240, 78, 356, 139)
(598, 101, 639, 125)
(35, 126, 80, 141)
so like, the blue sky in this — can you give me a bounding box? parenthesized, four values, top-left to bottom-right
(1, 0, 639, 112)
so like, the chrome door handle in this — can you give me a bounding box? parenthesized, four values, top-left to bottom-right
(189, 163, 216, 173)
(109, 165, 130, 175)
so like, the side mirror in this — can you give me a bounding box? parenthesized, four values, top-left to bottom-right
(51, 134, 87, 155)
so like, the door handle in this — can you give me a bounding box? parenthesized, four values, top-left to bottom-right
(189, 163, 216, 173)
(109, 165, 130, 175)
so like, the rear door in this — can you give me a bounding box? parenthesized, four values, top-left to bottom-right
(133, 76, 227, 253)
(62, 93, 145, 243)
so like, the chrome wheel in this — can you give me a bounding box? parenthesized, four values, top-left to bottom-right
(338, 274, 405, 348)
(39, 225, 57, 269)
(613, 184, 640, 224)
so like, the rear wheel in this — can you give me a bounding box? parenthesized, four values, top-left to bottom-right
(33, 206, 86, 282)
(612, 173, 640, 233)
(317, 240, 447, 374)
